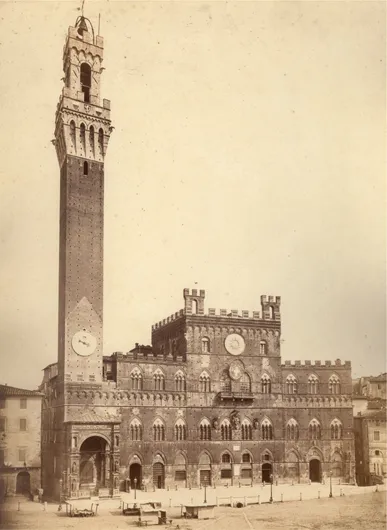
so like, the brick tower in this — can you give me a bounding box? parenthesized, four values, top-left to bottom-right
(41, 16, 120, 501)
(55, 15, 111, 386)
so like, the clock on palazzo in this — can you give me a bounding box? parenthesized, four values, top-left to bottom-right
(225, 333, 245, 356)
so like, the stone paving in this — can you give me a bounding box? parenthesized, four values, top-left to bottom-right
(0, 486, 385, 529)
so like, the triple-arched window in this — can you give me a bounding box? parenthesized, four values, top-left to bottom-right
(153, 419, 165, 441)
(308, 374, 319, 394)
(130, 369, 143, 390)
(261, 418, 273, 440)
(221, 419, 232, 441)
(285, 374, 297, 394)
(199, 419, 211, 441)
(153, 369, 165, 391)
(329, 375, 341, 395)
(286, 418, 299, 440)
(199, 372, 211, 392)
(308, 419, 321, 440)
(241, 419, 253, 440)
(130, 418, 142, 441)
(331, 419, 342, 439)
(261, 374, 271, 394)
(175, 419, 187, 441)
(175, 371, 186, 391)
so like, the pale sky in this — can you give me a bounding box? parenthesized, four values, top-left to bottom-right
(0, 1, 385, 389)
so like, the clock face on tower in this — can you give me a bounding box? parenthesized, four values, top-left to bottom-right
(225, 333, 245, 356)
(71, 330, 97, 357)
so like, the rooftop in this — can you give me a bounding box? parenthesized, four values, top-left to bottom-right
(0, 384, 43, 397)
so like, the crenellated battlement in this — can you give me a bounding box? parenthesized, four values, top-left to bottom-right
(152, 288, 281, 332)
(152, 309, 185, 331)
(282, 359, 351, 368)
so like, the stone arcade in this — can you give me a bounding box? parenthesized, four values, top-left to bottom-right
(40, 16, 355, 501)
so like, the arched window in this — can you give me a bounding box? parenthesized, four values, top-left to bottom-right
(98, 128, 104, 156)
(199, 372, 211, 393)
(308, 419, 321, 440)
(221, 453, 231, 464)
(175, 419, 187, 441)
(261, 418, 273, 440)
(69, 120, 76, 149)
(202, 337, 210, 353)
(260, 341, 267, 355)
(199, 419, 211, 441)
(89, 125, 95, 154)
(330, 419, 342, 440)
(192, 299, 198, 314)
(286, 418, 299, 441)
(220, 372, 231, 393)
(80, 122, 86, 150)
(240, 373, 251, 393)
(130, 369, 143, 390)
(83, 161, 89, 175)
(80, 62, 91, 103)
(153, 369, 165, 391)
(269, 306, 275, 319)
(153, 419, 165, 441)
(308, 374, 319, 394)
(130, 418, 142, 441)
(286, 374, 297, 394)
(241, 419, 253, 440)
(329, 375, 341, 395)
(221, 419, 232, 441)
(175, 371, 186, 392)
(261, 374, 271, 394)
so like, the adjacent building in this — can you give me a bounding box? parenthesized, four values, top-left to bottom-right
(353, 373, 386, 486)
(0, 385, 43, 497)
(39, 15, 356, 501)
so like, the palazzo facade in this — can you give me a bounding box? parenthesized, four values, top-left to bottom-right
(40, 17, 355, 501)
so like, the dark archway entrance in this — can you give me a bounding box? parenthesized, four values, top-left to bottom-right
(80, 436, 108, 493)
(16, 471, 30, 495)
(130, 463, 142, 489)
(153, 462, 165, 489)
(309, 459, 321, 482)
(262, 463, 272, 483)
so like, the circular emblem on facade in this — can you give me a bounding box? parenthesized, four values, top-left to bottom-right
(132, 408, 140, 416)
(225, 333, 245, 356)
(71, 330, 96, 356)
(177, 409, 184, 417)
(229, 362, 243, 381)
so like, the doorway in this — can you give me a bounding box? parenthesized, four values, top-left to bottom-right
(129, 463, 142, 489)
(309, 459, 321, 482)
(153, 462, 165, 489)
(16, 471, 30, 495)
(261, 463, 272, 483)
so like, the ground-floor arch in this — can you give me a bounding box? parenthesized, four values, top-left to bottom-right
(309, 459, 321, 482)
(16, 471, 30, 495)
(129, 463, 142, 489)
(262, 462, 273, 483)
(79, 436, 108, 491)
(153, 462, 165, 489)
